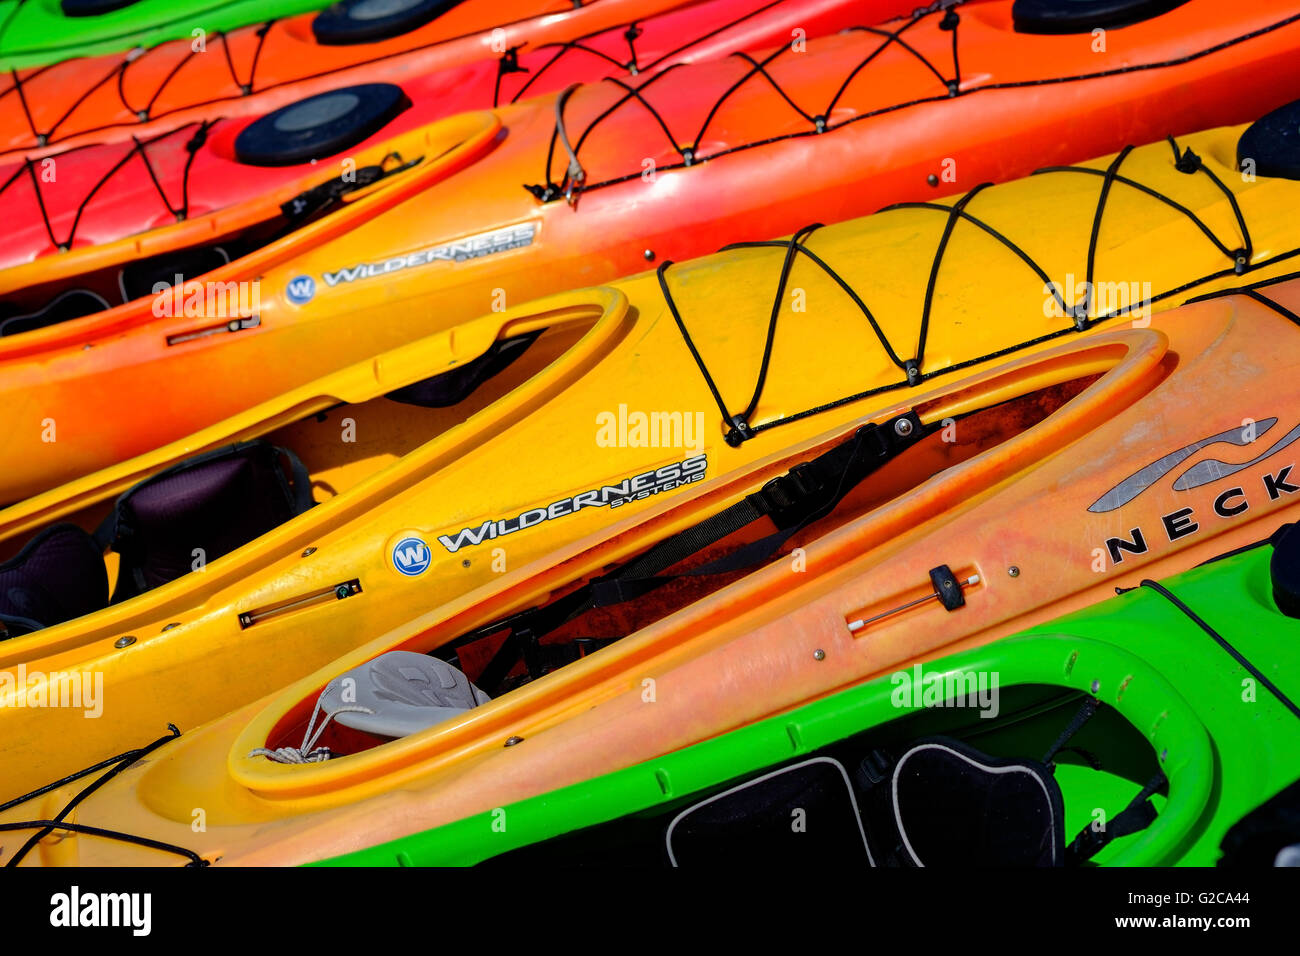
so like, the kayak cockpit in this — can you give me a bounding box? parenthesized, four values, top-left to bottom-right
(476, 682, 1178, 867)
(0, 321, 589, 640)
(252, 353, 1132, 763)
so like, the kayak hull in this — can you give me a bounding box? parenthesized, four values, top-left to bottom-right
(318, 537, 1299, 867)
(1, 282, 1298, 864)
(4, 1, 1300, 502)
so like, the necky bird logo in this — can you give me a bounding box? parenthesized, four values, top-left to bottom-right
(1089, 417, 1300, 513)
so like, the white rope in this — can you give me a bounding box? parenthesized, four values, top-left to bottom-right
(248, 694, 374, 764)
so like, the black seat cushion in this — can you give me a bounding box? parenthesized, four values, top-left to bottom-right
(386, 330, 542, 408)
(663, 757, 873, 866)
(109, 442, 308, 602)
(0, 524, 108, 636)
(854, 737, 1066, 867)
(1238, 100, 1300, 183)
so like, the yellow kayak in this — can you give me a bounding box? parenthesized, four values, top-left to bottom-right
(2, 113, 1299, 804)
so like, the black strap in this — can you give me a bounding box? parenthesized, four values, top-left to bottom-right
(1065, 771, 1167, 865)
(1042, 695, 1101, 766)
(472, 412, 926, 691)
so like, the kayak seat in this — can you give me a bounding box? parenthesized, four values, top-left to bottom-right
(0, 524, 109, 640)
(0, 441, 315, 638)
(323, 651, 490, 738)
(0, 290, 111, 338)
(1012, 0, 1191, 34)
(386, 330, 542, 408)
(663, 740, 1068, 867)
(234, 84, 410, 168)
(1220, 777, 1300, 866)
(118, 246, 233, 305)
(61, 0, 140, 16)
(1271, 523, 1299, 618)
(1239, 100, 1300, 183)
(854, 738, 1066, 866)
(664, 701, 1165, 867)
(311, 0, 469, 47)
(665, 757, 874, 866)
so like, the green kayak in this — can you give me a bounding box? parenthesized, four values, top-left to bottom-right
(317, 524, 1300, 868)
(0, 0, 332, 70)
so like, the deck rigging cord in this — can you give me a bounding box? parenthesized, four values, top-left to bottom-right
(1139, 578, 1300, 721)
(495, 0, 791, 106)
(0, 135, 417, 272)
(654, 139, 1300, 446)
(7, 21, 275, 148)
(0, 0, 743, 155)
(0, 724, 207, 866)
(526, 3, 1300, 202)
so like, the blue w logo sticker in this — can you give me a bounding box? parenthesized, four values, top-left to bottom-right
(392, 537, 431, 576)
(286, 276, 316, 305)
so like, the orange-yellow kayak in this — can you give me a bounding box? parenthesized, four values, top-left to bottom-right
(1, 275, 1298, 865)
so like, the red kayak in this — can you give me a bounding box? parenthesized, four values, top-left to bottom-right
(0, 0, 915, 162)
(0, 0, 889, 272)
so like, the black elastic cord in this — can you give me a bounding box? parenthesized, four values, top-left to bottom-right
(533, 2, 955, 195)
(530, 9, 1300, 201)
(0, 820, 206, 866)
(1082, 146, 1134, 328)
(916, 183, 989, 377)
(653, 129, 1294, 444)
(1239, 287, 1300, 327)
(4, 725, 202, 867)
(740, 223, 822, 425)
(0, 120, 212, 252)
(1139, 579, 1300, 721)
(656, 258, 734, 432)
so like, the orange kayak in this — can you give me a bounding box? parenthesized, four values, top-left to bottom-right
(2, 277, 1296, 865)
(0, 0, 882, 271)
(0, 0, 696, 160)
(2, 0, 1298, 505)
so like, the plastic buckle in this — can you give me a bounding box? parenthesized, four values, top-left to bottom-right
(758, 461, 824, 526)
(757, 474, 797, 514)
